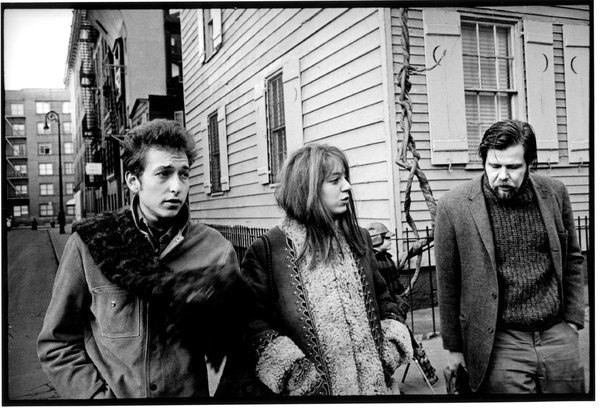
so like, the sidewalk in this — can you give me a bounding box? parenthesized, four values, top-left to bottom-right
(46, 230, 591, 396)
(47, 224, 72, 262)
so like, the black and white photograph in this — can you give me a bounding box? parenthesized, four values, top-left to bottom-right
(2, 1, 593, 404)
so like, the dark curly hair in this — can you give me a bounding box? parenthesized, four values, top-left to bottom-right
(122, 119, 196, 177)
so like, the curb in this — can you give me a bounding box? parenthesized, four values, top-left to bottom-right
(47, 230, 62, 263)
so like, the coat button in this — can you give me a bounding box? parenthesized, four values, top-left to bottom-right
(491, 293, 497, 299)
(149, 383, 157, 391)
(488, 327, 494, 334)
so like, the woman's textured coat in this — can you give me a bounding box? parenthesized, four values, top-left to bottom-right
(218, 218, 412, 397)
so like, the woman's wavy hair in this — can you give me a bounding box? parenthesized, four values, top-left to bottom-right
(275, 144, 367, 268)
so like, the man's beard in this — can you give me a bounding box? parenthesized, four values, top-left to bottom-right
(493, 185, 517, 201)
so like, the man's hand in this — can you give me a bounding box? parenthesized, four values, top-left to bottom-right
(447, 351, 466, 371)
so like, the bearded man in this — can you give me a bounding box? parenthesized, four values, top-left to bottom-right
(435, 119, 585, 394)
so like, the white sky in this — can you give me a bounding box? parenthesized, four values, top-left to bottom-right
(4, 8, 73, 90)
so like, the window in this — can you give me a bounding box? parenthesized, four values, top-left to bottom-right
(39, 163, 53, 175)
(40, 203, 54, 216)
(39, 143, 52, 155)
(254, 59, 303, 184)
(266, 72, 287, 183)
(14, 184, 28, 196)
(462, 21, 516, 162)
(64, 162, 74, 175)
(62, 102, 71, 113)
(37, 122, 50, 135)
(14, 164, 27, 175)
(12, 124, 25, 136)
(12, 143, 26, 156)
(63, 122, 72, 134)
(65, 182, 74, 195)
(11, 104, 24, 115)
(197, 9, 222, 63)
(40, 183, 54, 196)
(64, 142, 73, 154)
(67, 205, 75, 216)
(13, 205, 28, 217)
(207, 111, 222, 193)
(36, 102, 51, 114)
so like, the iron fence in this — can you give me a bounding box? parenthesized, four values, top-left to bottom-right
(208, 215, 590, 337)
(207, 224, 269, 266)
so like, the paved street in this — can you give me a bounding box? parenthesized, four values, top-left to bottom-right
(6, 227, 592, 400)
(7, 228, 60, 400)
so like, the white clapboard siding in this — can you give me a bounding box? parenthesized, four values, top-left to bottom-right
(181, 8, 394, 227)
(390, 6, 589, 246)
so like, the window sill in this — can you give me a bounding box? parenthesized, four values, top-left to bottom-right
(209, 191, 224, 197)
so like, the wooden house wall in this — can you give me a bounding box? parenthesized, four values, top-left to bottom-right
(181, 8, 400, 229)
(390, 6, 590, 256)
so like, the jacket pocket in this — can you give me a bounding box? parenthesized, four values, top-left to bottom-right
(91, 286, 141, 338)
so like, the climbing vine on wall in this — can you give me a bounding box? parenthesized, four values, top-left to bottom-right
(395, 8, 446, 294)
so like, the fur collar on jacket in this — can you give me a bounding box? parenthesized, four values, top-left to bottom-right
(72, 209, 244, 366)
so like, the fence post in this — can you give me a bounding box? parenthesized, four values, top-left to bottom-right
(426, 226, 438, 339)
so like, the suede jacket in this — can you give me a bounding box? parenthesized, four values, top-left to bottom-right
(435, 173, 585, 391)
(37, 205, 244, 399)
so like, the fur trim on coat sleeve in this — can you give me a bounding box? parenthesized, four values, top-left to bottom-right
(380, 319, 413, 376)
(255, 335, 320, 395)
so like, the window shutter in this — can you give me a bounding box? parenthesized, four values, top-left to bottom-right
(255, 79, 270, 184)
(282, 57, 303, 155)
(423, 9, 469, 165)
(200, 118, 211, 193)
(217, 106, 230, 191)
(211, 9, 222, 49)
(523, 20, 558, 164)
(563, 24, 589, 163)
(197, 10, 206, 63)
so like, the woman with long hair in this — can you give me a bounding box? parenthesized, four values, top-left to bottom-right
(217, 144, 412, 397)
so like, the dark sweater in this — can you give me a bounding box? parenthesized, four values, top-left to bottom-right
(483, 175, 560, 331)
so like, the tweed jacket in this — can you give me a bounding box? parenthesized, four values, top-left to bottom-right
(434, 173, 585, 391)
(217, 222, 411, 397)
(37, 205, 244, 399)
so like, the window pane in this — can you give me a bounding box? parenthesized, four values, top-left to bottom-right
(480, 56, 497, 88)
(64, 142, 73, 154)
(39, 143, 52, 155)
(498, 58, 511, 89)
(36, 102, 50, 114)
(267, 73, 286, 182)
(461, 23, 477, 54)
(498, 93, 511, 119)
(479, 92, 497, 129)
(64, 122, 72, 134)
(64, 162, 74, 175)
(13, 124, 25, 136)
(11, 104, 24, 115)
(497, 26, 510, 57)
(463, 55, 479, 88)
(62, 102, 71, 113)
(478, 25, 495, 56)
(207, 112, 221, 193)
(37, 123, 47, 134)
